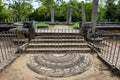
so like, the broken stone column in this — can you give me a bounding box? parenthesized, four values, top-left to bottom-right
(81, 2, 86, 28)
(66, 9, 69, 24)
(68, 8, 73, 24)
(50, 8, 55, 23)
(91, 0, 99, 34)
(67, 8, 73, 24)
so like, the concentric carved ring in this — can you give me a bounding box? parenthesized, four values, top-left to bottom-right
(26, 53, 93, 77)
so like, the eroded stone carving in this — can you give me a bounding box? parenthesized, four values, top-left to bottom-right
(26, 53, 92, 77)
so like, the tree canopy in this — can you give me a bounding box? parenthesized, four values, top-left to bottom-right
(0, 0, 10, 21)
(0, 0, 120, 22)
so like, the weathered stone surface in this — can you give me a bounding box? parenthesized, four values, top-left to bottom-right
(50, 8, 55, 23)
(67, 8, 73, 24)
(26, 53, 93, 77)
(91, 0, 99, 34)
(81, 2, 86, 28)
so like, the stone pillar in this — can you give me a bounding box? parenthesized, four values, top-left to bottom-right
(81, 2, 86, 28)
(91, 0, 99, 34)
(68, 8, 73, 24)
(50, 8, 55, 23)
(66, 9, 69, 24)
(67, 8, 73, 24)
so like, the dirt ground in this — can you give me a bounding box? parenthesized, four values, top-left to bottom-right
(0, 53, 119, 80)
(52, 25, 71, 29)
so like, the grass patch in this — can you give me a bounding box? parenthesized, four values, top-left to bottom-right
(69, 23, 79, 29)
(35, 23, 54, 28)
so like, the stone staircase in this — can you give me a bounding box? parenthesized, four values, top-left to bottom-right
(25, 29, 93, 77)
(26, 31, 91, 54)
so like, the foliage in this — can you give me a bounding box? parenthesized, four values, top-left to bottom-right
(1, 0, 120, 22)
(31, 1, 88, 22)
(105, 0, 116, 21)
(69, 23, 79, 28)
(84, 2, 92, 21)
(67, 0, 81, 22)
(115, 0, 120, 21)
(98, 4, 107, 21)
(7, 0, 33, 21)
(0, 0, 10, 21)
(29, 5, 49, 21)
(36, 23, 54, 28)
(38, 0, 55, 8)
(54, 1, 67, 21)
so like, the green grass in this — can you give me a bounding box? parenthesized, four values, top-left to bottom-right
(35, 23, 54, 28)
(69, 23, 79, 28)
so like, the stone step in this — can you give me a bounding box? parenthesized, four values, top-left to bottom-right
(35, 36, 83, 39)
(25, 51, 90, 54)
(36, 33, 81, 36)
(31, 39, 85, 43)
(88, 37, 102, 43)
(30, 41, 85, 43)
(88, 43, 105, 48)
(26, 48, 91, 53)
(12, 39, 28, 42)
(28, 43, 88, 48)
(35, 35, 82, 37)
(28, 46, 88, 48)
(29, 43, 87, 45)
(0, 34, 16, 37)
(35, 29, 80, 33)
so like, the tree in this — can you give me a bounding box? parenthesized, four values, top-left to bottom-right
(66, 0, 81, 22)
(30, 5, 49, 21)
(52, 1, 67, 21)
(98, 5, 107, 21)
(84, 2, 92, 21)
(38, 0, 55, 8)
(30, 0, 120, 22)
(105, 0, 116, 21)
(115, 0, 120, 21)
(4, 0, 33, 21)
(0, 0, 10, 21)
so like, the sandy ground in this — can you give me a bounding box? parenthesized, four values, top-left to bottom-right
(0, 53, 119, 80)
(0, 25, 120, 80)
(52, 25, 71, 29)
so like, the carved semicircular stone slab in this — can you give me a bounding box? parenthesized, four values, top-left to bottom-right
(26, 53, 93, 77)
